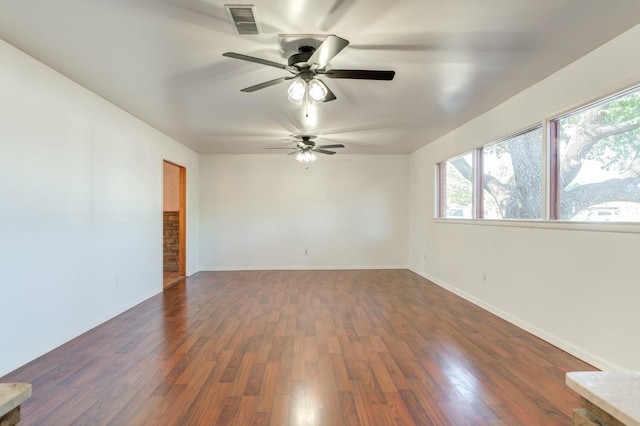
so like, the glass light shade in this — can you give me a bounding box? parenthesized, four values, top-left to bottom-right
(288, 79, 306, 104)
(295, 150, 318, 163)
(308, 79, 328, 102)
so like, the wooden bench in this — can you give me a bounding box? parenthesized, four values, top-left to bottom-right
(567, 371, 640, 426)
(0, 384, 31, 426)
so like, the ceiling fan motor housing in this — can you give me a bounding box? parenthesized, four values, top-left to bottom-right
(288, 46, 315, 68)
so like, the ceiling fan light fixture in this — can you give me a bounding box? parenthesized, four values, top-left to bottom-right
(295, 150, 318, 163)
(308, 78, 328, 103)
(287, 78, 306, 104)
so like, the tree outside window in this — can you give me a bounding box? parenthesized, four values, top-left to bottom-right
(439, 152, 473, 218)
(554, 88, 640, 221)
(482, 128, 543, 220)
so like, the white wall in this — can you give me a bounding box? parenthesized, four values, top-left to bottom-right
(200, 155, 408, 270)
(409, 24, 640, 371)
(0, 39, 199, 376)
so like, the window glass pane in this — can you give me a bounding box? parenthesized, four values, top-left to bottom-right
(441, 152, 473, 218)
(555, 88, 640, 221)
(483, 128, 543, 219)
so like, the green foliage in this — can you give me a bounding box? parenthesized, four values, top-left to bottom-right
(587, 131, 640, 173)
(445, 158, 472, 207)
(562, 91, 640, 175)
(601, 92, 640, 124)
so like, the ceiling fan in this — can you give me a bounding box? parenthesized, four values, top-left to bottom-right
(222, 35, 395, 103)
(265, 135, 345, 163)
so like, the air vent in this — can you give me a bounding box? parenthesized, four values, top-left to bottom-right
(224, 4, 260, 35)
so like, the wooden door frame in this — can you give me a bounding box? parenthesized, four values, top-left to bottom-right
(163, 160, 186, 277)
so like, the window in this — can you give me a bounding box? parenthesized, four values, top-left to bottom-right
(438, 152, 473, 218)
(552, 87, 640, 222)
(435, 84, 640, 225)
(482, 127, 543, 220)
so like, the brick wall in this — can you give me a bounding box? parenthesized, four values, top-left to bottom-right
(163, 211, 180, 272)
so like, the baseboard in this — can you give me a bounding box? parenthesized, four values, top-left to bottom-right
(0, 288, 161, 377)
(408, 267, 623, 372)
(199, 265, 409, 271)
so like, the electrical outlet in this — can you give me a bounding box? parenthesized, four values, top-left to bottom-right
(482, 273, 487, 283)
(305, 249, 308, 255)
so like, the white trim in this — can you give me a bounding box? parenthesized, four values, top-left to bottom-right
(199, 265, 409, 271)
(408, 267, 623, 372)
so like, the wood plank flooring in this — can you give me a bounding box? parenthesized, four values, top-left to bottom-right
(2, 270, 595, 425)
(163, 271, 185, 289)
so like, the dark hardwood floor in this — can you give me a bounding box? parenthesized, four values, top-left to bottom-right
(163, 271, 185, 289)
(2, 270, 595, 425)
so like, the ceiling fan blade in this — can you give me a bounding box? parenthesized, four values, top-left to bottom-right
(316, 144, 345, 149)
(316, 136, 352, 144)
(287, 150, 300, 156)
(264, 147, 297, 150)
(312, 149, 336, 155)
(322, 69, 395, 80)
(323, 84, 337, 102)
(223, 52, 287, 70)
(240, 77, 292, 92)
(307, 35, 349, 69)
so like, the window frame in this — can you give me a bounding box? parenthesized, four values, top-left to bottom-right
(480, 125, 544, 221)
(549, 84, 640, 223)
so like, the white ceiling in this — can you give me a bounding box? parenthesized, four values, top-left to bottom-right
(1, 0, 640, 154)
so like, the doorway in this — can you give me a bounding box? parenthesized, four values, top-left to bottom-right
(163, 160, 186, 288)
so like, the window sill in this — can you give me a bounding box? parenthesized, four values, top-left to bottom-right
(432, 218, 640, 234)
